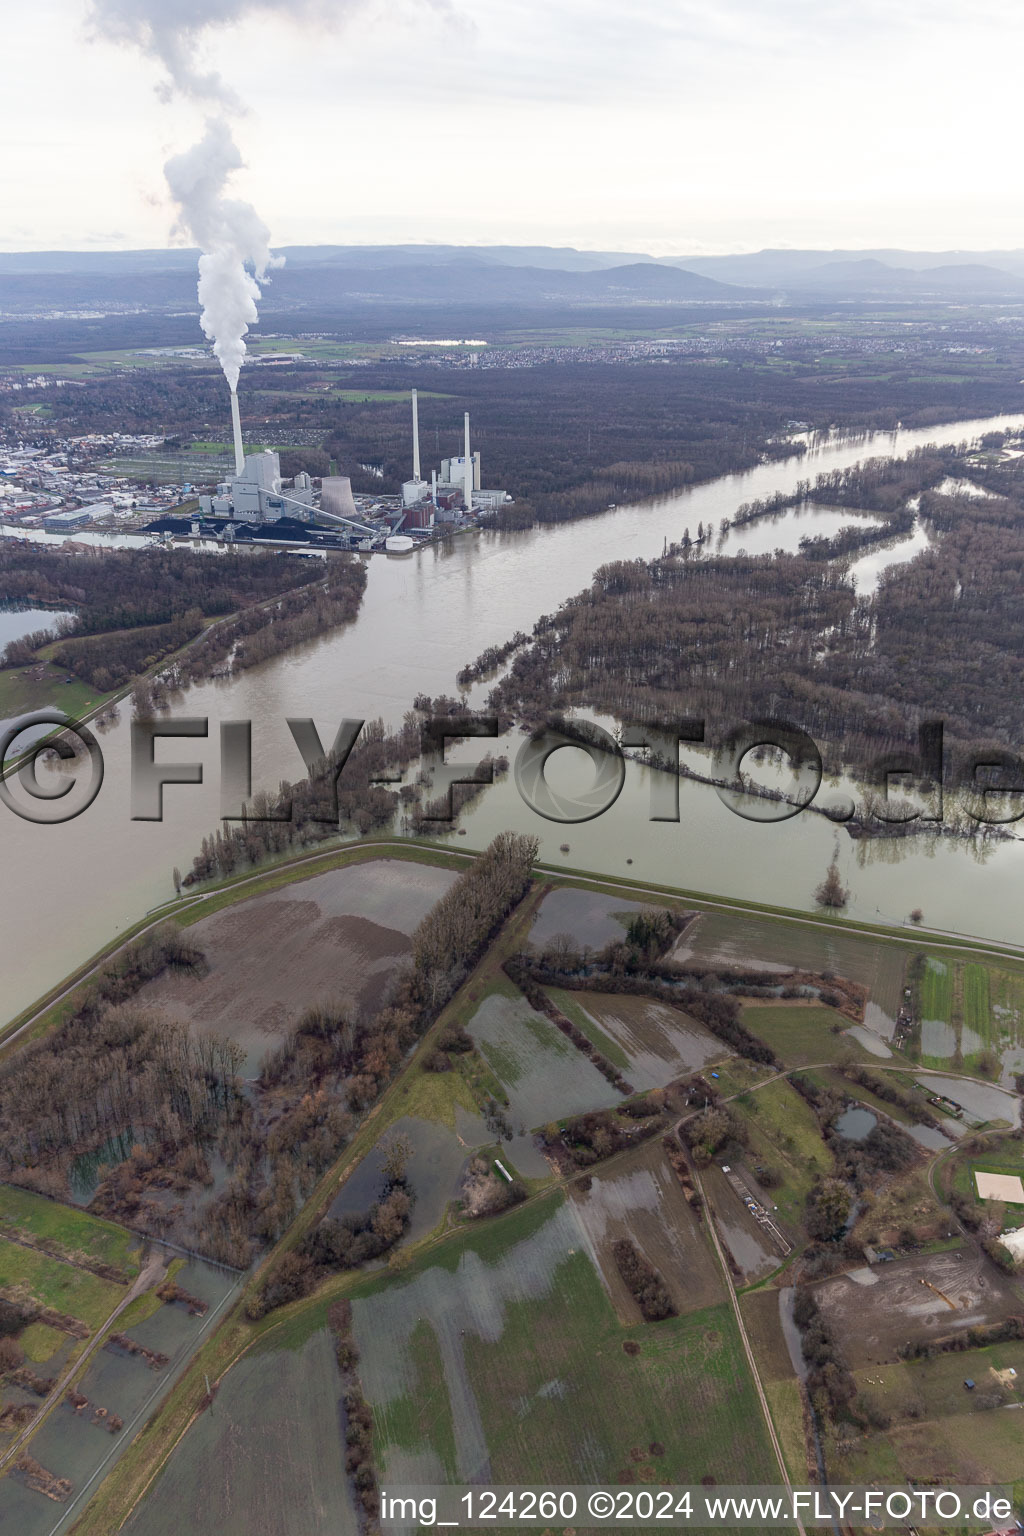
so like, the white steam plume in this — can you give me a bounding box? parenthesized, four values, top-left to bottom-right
(88, 0, 354, 390)
(89, 1, 367, 102)
(91, 0, 454, 389)
(163, 119, 277, 391)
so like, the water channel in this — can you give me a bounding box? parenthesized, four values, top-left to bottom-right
(4, 412, 1024, 1026)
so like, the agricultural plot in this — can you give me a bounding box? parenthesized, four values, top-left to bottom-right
(0, 1185, 141, 1278)
(556, 991, 731, 1090)
(916, 954, 1024, 1081)
(135, 858, 459, 1073)
(351, 1195, 778, 1490)
(886, 1410, 1024, 1486)
(0, 1236, 123, 1331)
(121, 1325, 357, 1536)
(813, 1249, 1021, 1369)
(528, 887, 653, 951)
(739, 1002, 863, 1068)
(0, 1259, 238, 1536)
(569, 1141, 724, 1319)
(466, 991, 622, 1128)
(701, 1166, 782, 1282)
(738, 1291, 808, 1483)
(674, 912, 907, 1042)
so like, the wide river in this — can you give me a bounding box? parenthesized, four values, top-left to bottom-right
(4, 412, 1024, 1025)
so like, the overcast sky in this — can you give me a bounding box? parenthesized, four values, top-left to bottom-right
(3, 0, 1022, 255)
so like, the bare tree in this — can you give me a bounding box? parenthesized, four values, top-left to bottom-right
(815, 854, 849, 910)
(382, 1132, 414, 1185)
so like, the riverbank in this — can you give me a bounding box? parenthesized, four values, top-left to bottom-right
(5, 410, 1024, 1025)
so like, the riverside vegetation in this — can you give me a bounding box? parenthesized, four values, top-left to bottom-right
(485, 439, 1024, 786)
(0, 834, 538, 1269)
(0, 544, 365, 700)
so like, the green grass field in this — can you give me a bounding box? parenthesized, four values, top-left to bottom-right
(855, 1340, 1024, 1423)
(0, 1185, 141, 1275)
(120, 1327, 359, 1536)
(19, 1321, 67, 1363)
(740, 1003, 867, 1068)
(732, 1078, 833, 1224)
(0, 663, 100, 723)
(950, 1148, 1024, 1229)
(352, 1193, 778, 1491)
(920, 956, 954, 1024)
(914, 951, 1024, 1073)
(0, 1234, 124, 1329)
(962, 962, 991, 1042)
(371, 1319, 459, 1479)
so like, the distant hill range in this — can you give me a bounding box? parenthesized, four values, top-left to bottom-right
(2, 243, 1024, 315)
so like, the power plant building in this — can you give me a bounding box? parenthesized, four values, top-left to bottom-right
(199, 451, 315, 523)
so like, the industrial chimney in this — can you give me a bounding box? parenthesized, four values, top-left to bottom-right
(412, 389, 421, 481)
(463, 412, 472, 514)
(230, 387, 245, 477)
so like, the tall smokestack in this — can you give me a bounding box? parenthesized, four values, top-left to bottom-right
(230, 387, 244, 477)
(412, 389, 421, 481)
(463, 411, 472, 514)
(431, 468, 437, 505)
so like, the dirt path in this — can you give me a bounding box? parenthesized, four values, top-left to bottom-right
(689, 1160, 806, 1534)
(0, 1248, 167, 1475)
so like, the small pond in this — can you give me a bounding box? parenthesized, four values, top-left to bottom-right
(835, 1106, 878, 1141)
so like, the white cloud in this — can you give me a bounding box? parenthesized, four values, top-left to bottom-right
(2, 0, 1022, 252)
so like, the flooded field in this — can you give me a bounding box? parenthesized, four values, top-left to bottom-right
(569, 1142, 724, 1318)
(846, 1024, 892, 1058)
(327, 1115, 471, 1244)
(913, 1073, 1019, 1126)
(702, 1165, 781, 1282)
(675, 912, 908, 1043)
(121, 1324, 357, 1536)
(134, 857, 459, 1074)
(917, 955, 1024, 1084)
(528, 887, 653, 951)
(351, 1195, 777, 1489)
(0, 1259, 238, 1536)
(467, 991, 622, 1128)
(814, 1249, 1020, 1368)
(567, 993, 730, 1090)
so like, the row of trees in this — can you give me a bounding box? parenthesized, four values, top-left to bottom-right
(249, 834, 541, 1310)
(612, 1238, 676, 1322)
